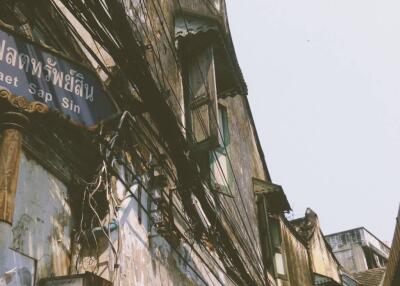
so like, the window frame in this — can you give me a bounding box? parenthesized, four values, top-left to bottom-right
(210, 103, 231, 193)
(255, 188, 289, 281)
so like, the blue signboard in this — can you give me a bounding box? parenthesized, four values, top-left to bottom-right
(0, 28, 116, 128)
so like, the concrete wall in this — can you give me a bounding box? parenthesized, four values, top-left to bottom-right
(325, 228, 390, 273)
(326, 229, 364, 253)
(363, 229, 390, 258)
(2, 152, 72, 285)
(333, 245, 368, 273)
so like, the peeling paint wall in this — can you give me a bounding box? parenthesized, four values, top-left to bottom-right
(1, 1, 271, 285)
(309, 229, 341, 283)
(74, 180, 230, 286)
(280, 221, 313, 286)
(291, 210, 345, 285)
(69, 91, 268, 286)
(217, 94, 266, 269)
(6, 151, 72, 284)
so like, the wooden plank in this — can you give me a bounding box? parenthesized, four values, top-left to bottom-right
(0, 128, 23, 224)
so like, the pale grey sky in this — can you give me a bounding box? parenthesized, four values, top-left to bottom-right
(227, 0, 400, 243)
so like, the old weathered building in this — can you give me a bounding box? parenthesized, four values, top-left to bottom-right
(0, 0, 277, 285)
(254, 201, 361, 286)
(0, 1, 393, 286)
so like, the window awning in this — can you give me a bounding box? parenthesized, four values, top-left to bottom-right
(175, 15, 219, 38)
(175, 15, 247, 97)
(253, 179, 292, 214)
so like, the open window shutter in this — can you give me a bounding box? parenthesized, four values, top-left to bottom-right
(187, 45, 220, 149)
(256, 195, 275, 275)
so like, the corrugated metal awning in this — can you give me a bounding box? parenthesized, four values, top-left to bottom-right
(175, 14, 247, 97)
(253, 179, 292, 214)
(175, 16, 218, 38)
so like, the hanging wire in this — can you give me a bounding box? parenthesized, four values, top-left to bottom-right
(127, 0, 264, 270)
(98, 114, 222, 286)
(52, 1, 266, 284)
(126, 1, 266, 281)
(102, 111, 239, 286)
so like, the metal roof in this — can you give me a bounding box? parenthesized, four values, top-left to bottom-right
(353, 268, 385, 286)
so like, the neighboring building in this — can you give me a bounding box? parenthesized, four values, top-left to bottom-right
(325, 228, 390, 273)
(381, 205, 400, 286)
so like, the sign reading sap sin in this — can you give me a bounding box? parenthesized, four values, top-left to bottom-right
(0, 27, 116, 128)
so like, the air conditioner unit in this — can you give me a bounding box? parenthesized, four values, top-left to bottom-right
(39, 272, 112, 286)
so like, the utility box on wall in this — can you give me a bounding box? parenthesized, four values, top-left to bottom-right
(39, 272, 112, 286)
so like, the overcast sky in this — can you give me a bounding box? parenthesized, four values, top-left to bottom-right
(227, 0, 400, 243)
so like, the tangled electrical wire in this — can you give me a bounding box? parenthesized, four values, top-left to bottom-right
(73, 131, 122, 281)
(50, 0, 269, 283)
(72, 111, 226, 286)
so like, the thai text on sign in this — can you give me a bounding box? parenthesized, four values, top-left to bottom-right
(0, 27, 115, 128)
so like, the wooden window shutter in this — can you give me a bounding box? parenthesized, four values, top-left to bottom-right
(187, 45, 220, 149)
